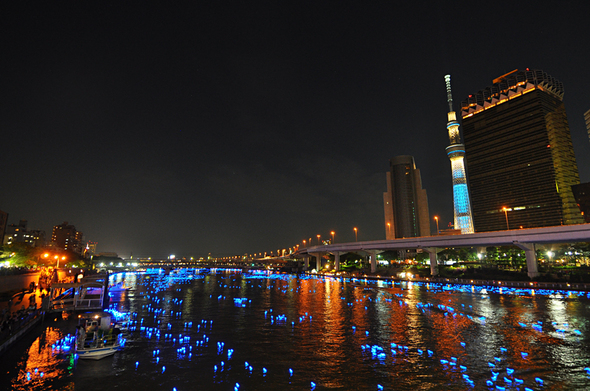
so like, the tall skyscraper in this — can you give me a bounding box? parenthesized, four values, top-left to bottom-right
(585, 108, 590, 143)
(383, 155, 430, 239)
(444, 75, 475, 234)
(460, 69, 584, 231)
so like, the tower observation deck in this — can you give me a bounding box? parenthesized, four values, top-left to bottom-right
(445, 75, 474, 234)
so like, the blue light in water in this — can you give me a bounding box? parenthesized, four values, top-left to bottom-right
(506, 368, 514, 375)
(535, 378, 543, 385)
(136, 362, 139, 369)
(162, 366, 166, 373)
(311, 381, 316, 390)
(289, 368, 293, 376)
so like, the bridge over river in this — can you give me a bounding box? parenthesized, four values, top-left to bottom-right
(294, 224, 590, 278)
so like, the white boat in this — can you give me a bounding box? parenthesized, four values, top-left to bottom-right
(75, 311, 124, 360)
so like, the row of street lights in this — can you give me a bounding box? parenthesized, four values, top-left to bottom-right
(432, 206, 515, 234)
(302, 227, 360, 248)
(42, 253, 67, 268)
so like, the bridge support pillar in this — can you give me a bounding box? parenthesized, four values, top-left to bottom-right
(368, 250, 377, 274)
(303, 256, 309, 271)
(422, 248, 439, 276)
(314, 253, 322, 271)
(334, 252, 341, 272)
(514, 242, 539, 279)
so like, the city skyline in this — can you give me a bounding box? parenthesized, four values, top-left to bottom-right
(2, 2, 590, 258)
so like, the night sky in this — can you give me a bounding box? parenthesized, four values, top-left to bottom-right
(2, 2, 590, 259)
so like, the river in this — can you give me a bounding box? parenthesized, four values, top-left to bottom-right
(2, 268, 590, 390)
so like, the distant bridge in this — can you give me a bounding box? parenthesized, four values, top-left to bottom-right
(293, 224, 590, 278)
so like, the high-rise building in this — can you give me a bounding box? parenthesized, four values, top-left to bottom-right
(52, 222, 84, 254)
(576, 109, 590, 223)
(0, 210, 8, 244)
(3, 219, 45, 247)
(444, 75, 475, 234)
(383, 155, 430, 239)
(584, 109, 590, 142)
(460, 69, 584, 231)
(572, 183, 590, 223)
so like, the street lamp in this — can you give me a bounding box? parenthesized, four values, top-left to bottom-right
(303, 240, 306, 247)
(502, 207, 510, 230)
(330, 231, 335, 244)
(354, 227, 358, 242)
(387, 222, 391, 238)
(434, 216, 439, 235)
(317, 234, 321, 244)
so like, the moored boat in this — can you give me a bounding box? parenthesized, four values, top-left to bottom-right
(75, 311, 124, 360)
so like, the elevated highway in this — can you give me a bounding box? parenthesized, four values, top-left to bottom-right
(294, 224, 590, 278)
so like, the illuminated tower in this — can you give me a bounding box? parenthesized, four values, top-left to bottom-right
(444, 75, 474, 234)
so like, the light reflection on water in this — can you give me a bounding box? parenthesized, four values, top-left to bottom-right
(1, 269, 590, 390)
(8, 325, 76, 391)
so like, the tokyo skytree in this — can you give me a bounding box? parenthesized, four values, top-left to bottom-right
(444, 75, 474, 234)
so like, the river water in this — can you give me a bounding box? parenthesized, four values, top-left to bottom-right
(2, 268, 590, 390)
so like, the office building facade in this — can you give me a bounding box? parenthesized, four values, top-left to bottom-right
(584, 108, 590, 143)
(383, 155, 430, 239)
(460, 69, 584, 231)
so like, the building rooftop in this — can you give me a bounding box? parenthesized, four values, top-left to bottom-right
(460, 69, 564, 119)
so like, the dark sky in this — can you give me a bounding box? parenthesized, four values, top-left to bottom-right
(2, 2, 590, 259)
